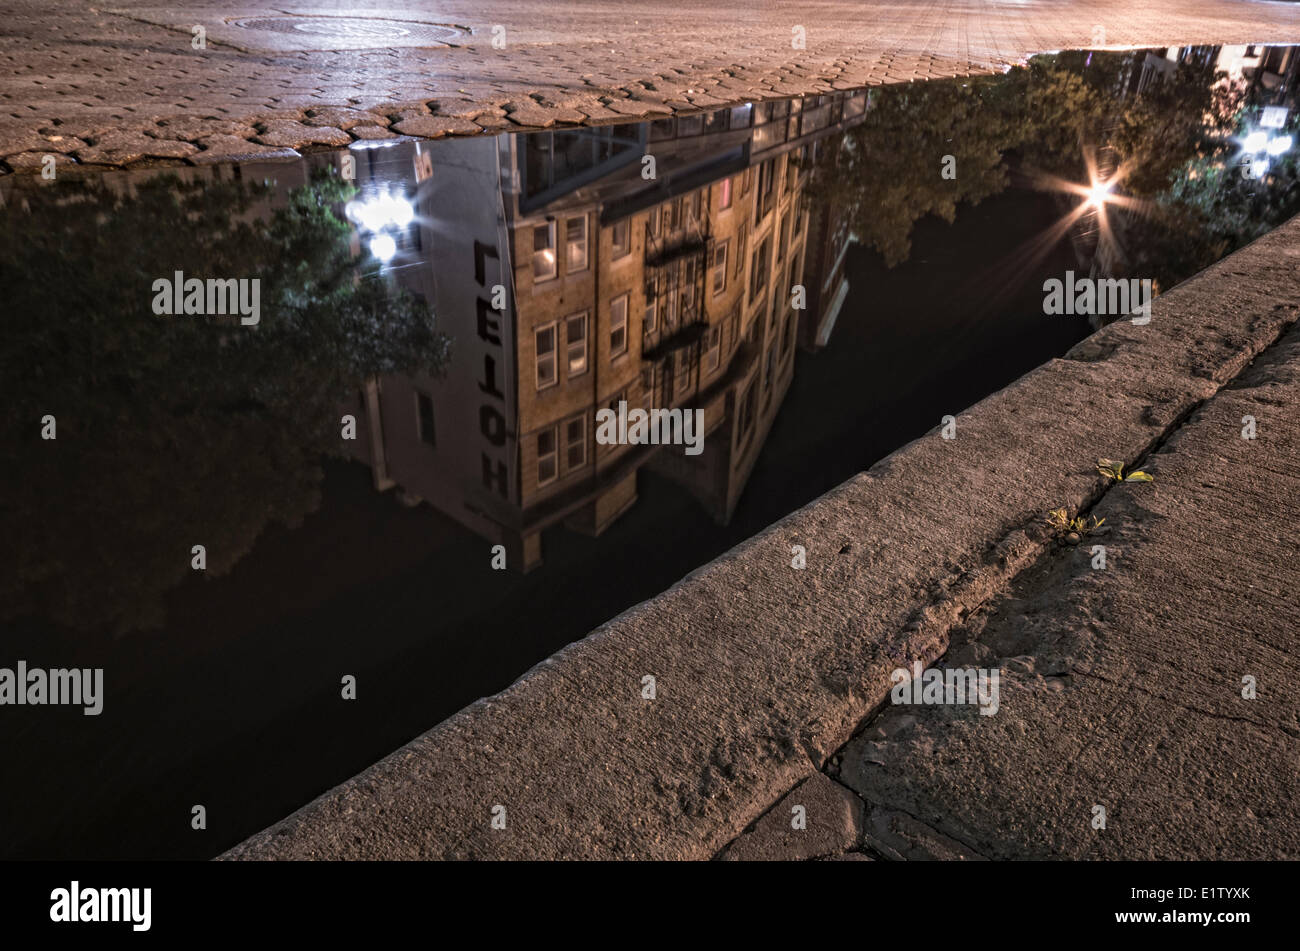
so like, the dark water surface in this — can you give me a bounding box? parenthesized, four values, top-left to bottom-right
(3, 44, 1299, 858)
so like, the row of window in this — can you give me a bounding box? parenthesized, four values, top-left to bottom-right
(410, 306, 751, 491)
(532, 309, 738, 488)
(532, 216, 586, 282)
(532, 177, 742, 285)
(531, 213, 640, 283)
(535, 295, 631, 389)
(537, 414, 587, 485)
(538, 247, 738, 394)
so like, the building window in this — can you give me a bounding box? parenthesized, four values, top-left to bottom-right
(566, 216, 589, 272)
(537, 427, 558, 485)
(738, 380, 756, 437)
(664, 294, 678, 332)
(644, 296, 657, 335)
(533, 222, 557, 281)
(711, 240, 728, 296)
(566, 312, 588, 376)
(749, 236, 770, 302)
(754, 159, 776, 226)
(678, 114, 704, 136)
(735, 225, 747, 278)
(690, 190, 703, 222)
(536, 323, 557, 389)
(647, 207, 660, 239)
(565, 415, 586, 470)
(705, 324, 722, 372)
(611, 219, 631, 259)
(718, 176, 733, 210)
(674, 351, 691, 396)
(415, 391, 436, 447)
(610, 293, 629, 357)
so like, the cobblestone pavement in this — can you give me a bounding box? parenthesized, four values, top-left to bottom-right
(5, 1, 1300, 170)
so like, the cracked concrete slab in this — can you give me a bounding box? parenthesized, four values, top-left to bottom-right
(837, 323, 1300, 860)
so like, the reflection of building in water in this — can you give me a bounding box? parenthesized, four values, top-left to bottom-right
(1214, 44, 1300, 102)
(1070, 45, 1299, 288)
(345, 92, 867, 570)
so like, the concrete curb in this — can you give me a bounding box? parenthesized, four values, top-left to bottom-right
(222, 217, 1300, 860)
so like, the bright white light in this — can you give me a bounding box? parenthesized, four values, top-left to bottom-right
(369, 233, 398, 262)
(1250, 158, 1270, 180)
(346, 193, 415, 232)
(1267, 134, 1292, 157)
(1085, 179, 1114, 209)
(347, 200, 387, 232)
(1243, 130, 1269, 153)
(388, 193, 415, 226)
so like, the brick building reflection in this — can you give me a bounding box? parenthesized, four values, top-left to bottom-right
(345, 91, 867, 570)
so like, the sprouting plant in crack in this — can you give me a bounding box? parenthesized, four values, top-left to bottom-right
(1047, 508, 1106, 536)
(1096, 458, 1154, 483)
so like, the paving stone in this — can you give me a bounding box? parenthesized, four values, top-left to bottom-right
(602, 98, 673, 117)
(502, 102, 558, 128)
(349, 124, 398, 140)
(0, 131, 81, 158)
(430, 100, 488, 119)
(251, 107, 308, 121)
(156, 116, 258, 141)
(74, 130, 197, 164)
(254, 120, 351, 148)
(304, 107, 383, 130)
(391, 115, 481, 137)
(718, 772, 865, 861)
(190, 134, 301, 164)
(3, 150, 76, 171)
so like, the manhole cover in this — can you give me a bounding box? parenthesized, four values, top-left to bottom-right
(232, 16, 465, 44)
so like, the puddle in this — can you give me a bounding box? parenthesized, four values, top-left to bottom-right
(3, 44, 1299, 858)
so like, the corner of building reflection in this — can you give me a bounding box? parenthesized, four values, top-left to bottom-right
(343, 92, 868, 572)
